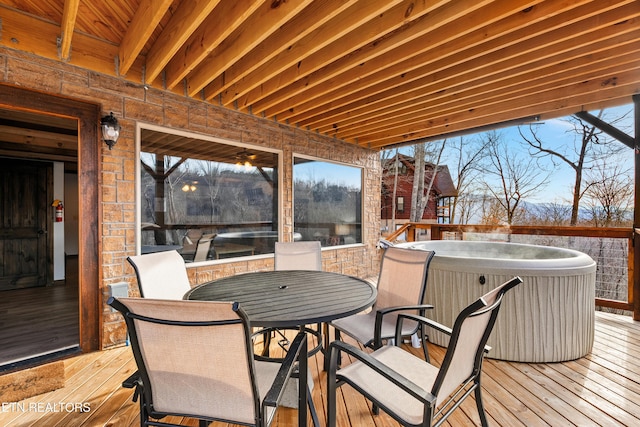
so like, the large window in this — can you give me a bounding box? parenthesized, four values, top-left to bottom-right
(138, 126, 279, 261)
(293, 156, 362, 247)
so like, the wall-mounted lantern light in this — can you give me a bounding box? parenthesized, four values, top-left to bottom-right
(101, 112, 121, 150)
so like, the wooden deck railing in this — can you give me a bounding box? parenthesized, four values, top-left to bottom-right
(385, 223, 638, 319)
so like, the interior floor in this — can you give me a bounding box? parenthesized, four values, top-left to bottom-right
(0, 256, 79, 370)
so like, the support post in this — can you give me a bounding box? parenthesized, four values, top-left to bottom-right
(633, 94, 640, 320)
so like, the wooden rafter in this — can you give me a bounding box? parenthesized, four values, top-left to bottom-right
(0, 0, 637, 149)
(144, 0, 222, 84)
(58, 0, 79, 61)
(187, 0, 312, 97)
(118, 0, 173, 76)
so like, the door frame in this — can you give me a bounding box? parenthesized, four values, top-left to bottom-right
(0, 84, 101, 353)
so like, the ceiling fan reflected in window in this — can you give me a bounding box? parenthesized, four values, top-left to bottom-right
(235, 149, 256, 170)
(181, 181, 198, 192)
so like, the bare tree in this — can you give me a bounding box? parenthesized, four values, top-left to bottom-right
(519, 110, 629, 225)
(445, 135, 490, 224)
(409, 140, 446, 222)
(582, 160, 633, 227)
(482, 132, 549, 225)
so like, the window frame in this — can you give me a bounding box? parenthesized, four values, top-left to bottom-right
(135, 123, 283, 263)
(292, 153, 365, 249)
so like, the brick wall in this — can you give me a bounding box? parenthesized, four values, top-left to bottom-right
(0, 46, 382, 349)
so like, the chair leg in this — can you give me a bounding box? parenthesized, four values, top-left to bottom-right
(327, 347, 339, 427)
(421, 326, 430, 363)
(474, 380, 489, 427)
(335, 329, 342, 367)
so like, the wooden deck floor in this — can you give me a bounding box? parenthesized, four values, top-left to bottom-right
(1, 310, 639, 426)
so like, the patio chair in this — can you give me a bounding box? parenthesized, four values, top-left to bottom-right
(127, 250, 190, 299)
(329, 246, 435, 366)
(257, 241, 323, 357)
(274, 241, 322, 271)
(191, 233, 215, 262)
(109, 297, 309, 427)
(327, 276, 523, 427)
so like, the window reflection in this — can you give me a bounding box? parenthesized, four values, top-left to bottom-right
(293, 157, 362, 247)
(139, 127, 279, 261)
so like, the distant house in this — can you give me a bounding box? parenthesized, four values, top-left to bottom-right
(381, 154, 458, 231)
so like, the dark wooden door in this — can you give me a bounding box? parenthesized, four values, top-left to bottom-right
(0, 158, 51, 290)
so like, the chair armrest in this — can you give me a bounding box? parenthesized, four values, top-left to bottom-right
(262, 332, 308, 408)
(122, 370, 142, 403)
(374, 305, 434, 348)
(329, 340, 436, 406)
(396, 313, 491, 353)
(376, 304, 435, 316)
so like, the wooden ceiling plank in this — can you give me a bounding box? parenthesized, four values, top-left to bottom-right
(295, 0, 638, 131)
(213, 0, 406, 106)
(186, 0, 313, 97)
(59, 0, 79, 61)
(118, 0, 173, 76)
(145, 0, 222, 84)
(291, 0, 599, 127)
(338, 58, 640, 140)
(164, 0, 265, 90)
(366, 89, 636, 149)
(315, 30, 640, 135)
(245, 0, 517, 116)
(361, 73, 640, 146)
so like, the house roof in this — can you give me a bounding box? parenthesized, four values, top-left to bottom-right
(0, 0, 638, 150)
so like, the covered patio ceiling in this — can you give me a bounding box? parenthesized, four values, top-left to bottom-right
(0, 0, 638, 150)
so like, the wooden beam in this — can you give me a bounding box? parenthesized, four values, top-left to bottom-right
(163, 0, 264, 89)
(212, 0, 405, 105)
(245, 0, 529, 116)
(118, 0, 173, 76)
(59, 0, 80, 61)
(294, 0, 605, 129)
(358, 82, 640, 148)
(187, 0, 313, 97)
(270, 0, 620, 122)
(144, 0, 221, 84)
(308, 37, 640, 134)
(339, 60, 640, 141)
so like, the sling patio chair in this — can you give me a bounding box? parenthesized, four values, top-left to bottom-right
(274, 241, 322, 271)
(326, 276, 523, 427)
(191, 233, 215, 262)
(109, 297, 309, 427)
(127, 249, 191, 300)
(328, 246, 435, 368)
(265, 241, 323, 352)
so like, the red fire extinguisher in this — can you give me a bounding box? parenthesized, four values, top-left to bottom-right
(53, 200, 64, 222)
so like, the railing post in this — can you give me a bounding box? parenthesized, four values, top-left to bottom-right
(633, 94, 640, 320)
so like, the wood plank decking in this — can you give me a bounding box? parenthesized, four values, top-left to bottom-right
(1, 311, 639, 426)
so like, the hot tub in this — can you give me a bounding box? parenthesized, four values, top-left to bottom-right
(396, 240, 596, 362)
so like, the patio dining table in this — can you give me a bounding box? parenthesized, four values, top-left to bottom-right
(184, 270, 376, 329)
(184, 269, 377, 426)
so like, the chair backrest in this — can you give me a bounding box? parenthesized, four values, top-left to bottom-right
(274, 241, 322, 271)
(432, 276, 523, 406)
(109, 297, 260, 424)
(374, 247, 434, 310)
(193, 233, 215, 262)
(127, 250, 191, 299)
